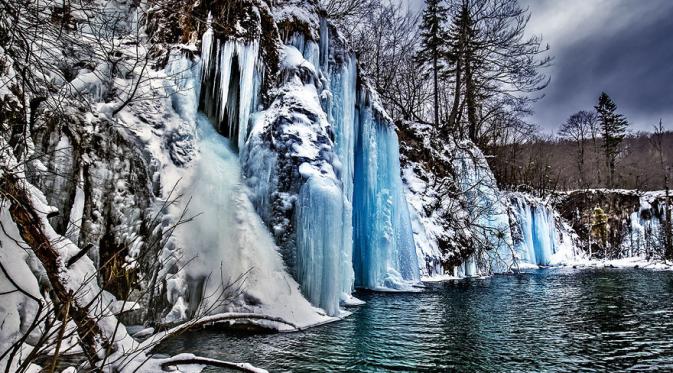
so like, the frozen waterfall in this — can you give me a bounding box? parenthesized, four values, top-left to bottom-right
(511, 196, 559, 266)
(282, 29, 420, 295)
(165, 110, 324, 325)
(183, 16, 422, 317)
(352, 94, 421, 289)
(159, 48, 324, 325)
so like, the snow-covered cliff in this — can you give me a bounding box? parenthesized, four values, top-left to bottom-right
(554, 189, 672, 260)
(399, 122, 582, 277)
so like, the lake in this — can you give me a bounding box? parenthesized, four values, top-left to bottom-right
(157, 268, 673, 372)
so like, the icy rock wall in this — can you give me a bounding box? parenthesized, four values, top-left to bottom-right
(554, 189, 669, 259)
(624, 197, 663, 256)
(26, 106, 158, 300)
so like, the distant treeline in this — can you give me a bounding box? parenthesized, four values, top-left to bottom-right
(489, 130, 673, 192)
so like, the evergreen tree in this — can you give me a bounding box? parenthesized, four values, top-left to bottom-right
(417, 0, 450, 128)
(443, 0, 550, 145)
(595, 92, 628, 188)
(445, 1, 474, 135)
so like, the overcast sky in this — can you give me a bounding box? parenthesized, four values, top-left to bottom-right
(406, 0, 673, 133)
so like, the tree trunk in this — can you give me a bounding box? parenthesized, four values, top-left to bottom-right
(433, 52, 440, 129)
(448, 57, 462, 135)
(465, 61, 477, 143)
(1, 173, 109, 366)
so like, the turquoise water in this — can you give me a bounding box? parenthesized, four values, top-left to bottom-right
(157, 269, 673, 372)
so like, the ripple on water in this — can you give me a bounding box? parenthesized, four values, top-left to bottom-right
(157, 269, 673, 372)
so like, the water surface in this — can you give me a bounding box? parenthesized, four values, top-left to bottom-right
(158, 269, 673, 372)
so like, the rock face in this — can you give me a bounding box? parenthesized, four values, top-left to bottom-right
(554, 190, 670, 258)
(397, 122, 474, 275)
(399, 122, 588, 275)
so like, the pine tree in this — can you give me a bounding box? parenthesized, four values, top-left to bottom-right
(595, 92, 628, 188)
(445, 1, 474, 135)
(417, 0, 450, 129)
(442, 0, 550, 145)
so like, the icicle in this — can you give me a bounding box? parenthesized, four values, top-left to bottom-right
(200, 12, 214, 82)
(216, 42, 235, 132)
(319, 17, 329, 71)
(464, 255, 478, 277)
(235, 41, 260, 151)
(513, 196, 558, 266)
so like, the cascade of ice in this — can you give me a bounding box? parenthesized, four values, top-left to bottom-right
(196, 15, 422, 315)
(326, 53, 357, 300)
(283, 30, 356, 309)
(515, 201, 537, 263)
(532, 205, 556, 265)
(161, 49, 324, 325)
(626, 197, 662, 257)
(167, 113, 321, 323)
(280, 26, 420, 294)
(512, 197, 557, 266)
(352, 93, 420, 289)
(295, 176, 344, 315)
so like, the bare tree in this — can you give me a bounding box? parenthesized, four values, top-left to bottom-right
(558, 110, 597, 188)
(445, 0, 551, 145)
(651, 119, 673, 260)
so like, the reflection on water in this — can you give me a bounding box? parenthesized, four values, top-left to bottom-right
(157, 269, 673, 372)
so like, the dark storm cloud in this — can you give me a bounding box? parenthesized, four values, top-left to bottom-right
(523, 0, 673, 132)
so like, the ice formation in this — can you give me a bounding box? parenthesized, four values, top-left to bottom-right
(158, 42, 328, 326)
(509, 193, 577, 267)
(199, 25, 261, 151)
(292, 27, 420, 292)
(168, 113, 324, 326)
(352, 93, 421, 289)
(160, 14, 420, 318)
(511, 197, 557, 265)
(624, 195, 663, 257)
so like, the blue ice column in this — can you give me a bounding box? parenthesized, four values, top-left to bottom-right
(352, 94, 420, 289)
(295, 176, 344, 316)
(513, 197, 557, 266)
(531, 205, 556, 265)
(326, 53, 358, 300)
(515, 201, 537, 264)
(286, 31, 356, 313)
